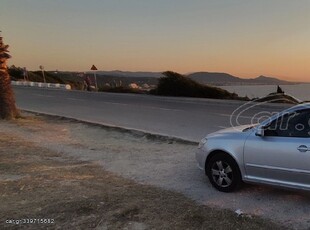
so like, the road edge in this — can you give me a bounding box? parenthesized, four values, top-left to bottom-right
(21, 109, 199, 145)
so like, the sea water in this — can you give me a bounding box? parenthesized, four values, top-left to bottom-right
(220, 84, 310, 101)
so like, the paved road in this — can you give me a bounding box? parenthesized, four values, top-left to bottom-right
(13, 87, 288, 142)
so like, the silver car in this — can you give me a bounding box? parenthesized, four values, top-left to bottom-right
(196, 103, 310, 192)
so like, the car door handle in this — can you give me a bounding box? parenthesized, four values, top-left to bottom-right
(297, 145, 309, 152)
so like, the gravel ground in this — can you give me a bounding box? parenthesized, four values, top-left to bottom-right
(2, 113, 310, 229)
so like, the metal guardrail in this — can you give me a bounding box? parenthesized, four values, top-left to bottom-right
(11, 81, 71, 90)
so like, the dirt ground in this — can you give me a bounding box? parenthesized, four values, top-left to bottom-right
(0, 113, 285, 229)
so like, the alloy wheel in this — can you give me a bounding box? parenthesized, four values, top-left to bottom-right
(211, 160, 233, 188)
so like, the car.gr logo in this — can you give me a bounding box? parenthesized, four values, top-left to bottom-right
(229, 93, 301, 131)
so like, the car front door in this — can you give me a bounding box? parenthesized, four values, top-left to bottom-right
(243, 109, 310, 189)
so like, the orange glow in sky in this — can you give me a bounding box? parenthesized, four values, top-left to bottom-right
(1, 0, 309, 81)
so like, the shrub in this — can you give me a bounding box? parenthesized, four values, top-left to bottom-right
(150, 71, 242, 100)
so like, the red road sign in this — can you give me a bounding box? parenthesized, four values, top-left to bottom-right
(90, 65, 98, 70)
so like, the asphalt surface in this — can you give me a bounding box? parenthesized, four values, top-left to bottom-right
(13, 87, 288, 142)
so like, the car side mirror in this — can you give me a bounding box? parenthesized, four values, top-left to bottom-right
(255, 127, 265, 137)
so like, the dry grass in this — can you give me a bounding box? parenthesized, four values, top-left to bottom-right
(0, 131, 286, 229)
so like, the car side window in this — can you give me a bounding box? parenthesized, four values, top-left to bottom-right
(264, 109, 310, 138)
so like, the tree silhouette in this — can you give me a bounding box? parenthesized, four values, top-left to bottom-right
(151, 71, 240, 99)
(0, 33, 19, 119)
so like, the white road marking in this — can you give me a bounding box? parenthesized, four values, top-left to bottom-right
(218, 113, 253, 119)
(101, 101, 129, 106)
(33, 94, 54, 98)
(66, 98, 86, 101)
(101, 101, 184, 112)
(148, 106, 184, 112)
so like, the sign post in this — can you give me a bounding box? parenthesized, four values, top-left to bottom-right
(39, 65, 46, 83)
(90, 64, 98, 90)
(23, 67, 27, 81)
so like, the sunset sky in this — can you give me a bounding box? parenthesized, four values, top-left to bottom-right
(1, 0, 309, 81)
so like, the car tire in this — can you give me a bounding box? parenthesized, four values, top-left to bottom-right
(206, 152, 242, 192)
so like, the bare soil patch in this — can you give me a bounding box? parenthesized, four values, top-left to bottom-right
(0, 115, 284, 229)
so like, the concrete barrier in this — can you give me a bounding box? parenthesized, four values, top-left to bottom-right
(11, 81, 71, 90)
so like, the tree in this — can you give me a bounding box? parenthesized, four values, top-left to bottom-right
(0, 33, 19, 119)
(8, 65, 24, 80)
(150, 71, 240, 99)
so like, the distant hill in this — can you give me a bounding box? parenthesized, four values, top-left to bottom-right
(89, 71, 294, 87)
(188, 72, 245, 85)
(248, 75, 291, 85)
(187, 72, 292, 86)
